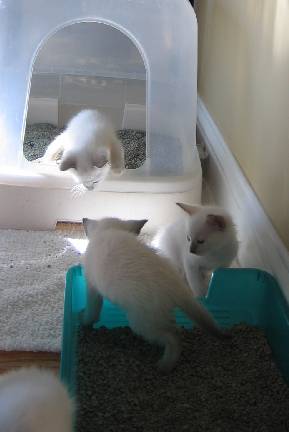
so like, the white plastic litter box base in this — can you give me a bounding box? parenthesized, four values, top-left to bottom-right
(0, 169, 201, 232)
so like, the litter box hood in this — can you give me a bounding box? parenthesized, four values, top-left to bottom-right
(0, 0, 200, 177)
(0, 0, 202, 230)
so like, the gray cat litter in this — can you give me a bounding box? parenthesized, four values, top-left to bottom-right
(117, 129, 146, 169)
(75, 324, 289, 432)
(23, 124, 146, 169)
(24, 124, 63, 161)
(24, 123, 207, 170)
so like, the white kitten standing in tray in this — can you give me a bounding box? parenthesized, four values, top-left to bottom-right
(41, 109, 124, 190)
(82, 217, 229, 373)
(152, 203, 239, 297)
(0, 367, 73, 432)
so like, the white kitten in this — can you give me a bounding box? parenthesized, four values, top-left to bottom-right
(82, 217, 228, 373)
(0, 367, 73, 432)
(153, 203, 239, 297)
(41, 109, 124, 190)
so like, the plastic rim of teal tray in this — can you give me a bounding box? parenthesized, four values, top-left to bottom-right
(60, 265, 289, 396)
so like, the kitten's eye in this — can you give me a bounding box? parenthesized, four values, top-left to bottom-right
(187, 235, 191, 242)
(197, 239, 205, 244)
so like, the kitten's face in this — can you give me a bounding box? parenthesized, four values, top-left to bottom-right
(60, 152, 109, 190)
(186, 215, 226, 256)
(78, 165, 110, 190)
(176, 203, 228, 256)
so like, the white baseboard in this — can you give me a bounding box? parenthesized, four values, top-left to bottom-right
(197, 97, 289, 303)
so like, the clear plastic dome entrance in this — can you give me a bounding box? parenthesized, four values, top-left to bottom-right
(0, 0, 200, 180)
(0, 0, 202, 233)
(25, 21, 147, 171)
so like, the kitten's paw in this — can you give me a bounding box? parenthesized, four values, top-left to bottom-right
(80, 309, 99, 327)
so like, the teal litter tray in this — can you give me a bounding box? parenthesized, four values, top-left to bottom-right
(60, 265, 289, 395)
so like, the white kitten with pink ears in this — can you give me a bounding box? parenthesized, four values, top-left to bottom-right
(41, 109, 124, 191)
(82, 217, 229, 373)
(152, 203, 239, 297)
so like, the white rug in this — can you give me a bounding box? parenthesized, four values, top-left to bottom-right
(0, 229, 85, 352)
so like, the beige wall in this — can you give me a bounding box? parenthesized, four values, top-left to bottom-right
(196, 0, 289, 248)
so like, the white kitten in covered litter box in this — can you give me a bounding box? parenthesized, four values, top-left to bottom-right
(152, 203, 239, 297)
(0, 367, 73, 432)
(82, 217, 229, 373)
(40, 109, 124, 190)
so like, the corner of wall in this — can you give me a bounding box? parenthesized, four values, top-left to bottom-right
(197, 96, 289, 303)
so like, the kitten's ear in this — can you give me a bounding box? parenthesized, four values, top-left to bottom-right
(176, 203, 200, 215)
(125, 219, 148, 235)
(59, 154, 76, 171)
(82, 218, 98, 237)
(206, 214, 226, 231)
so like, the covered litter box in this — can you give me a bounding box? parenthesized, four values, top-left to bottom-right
(0, 0, 201, 231)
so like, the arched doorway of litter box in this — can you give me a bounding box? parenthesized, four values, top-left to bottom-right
(24, 21, 147, 173)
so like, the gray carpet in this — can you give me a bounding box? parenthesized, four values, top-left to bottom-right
(0, 229, 82, 351)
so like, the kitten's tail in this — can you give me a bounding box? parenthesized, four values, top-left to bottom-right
(177, 288, 230, 339)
